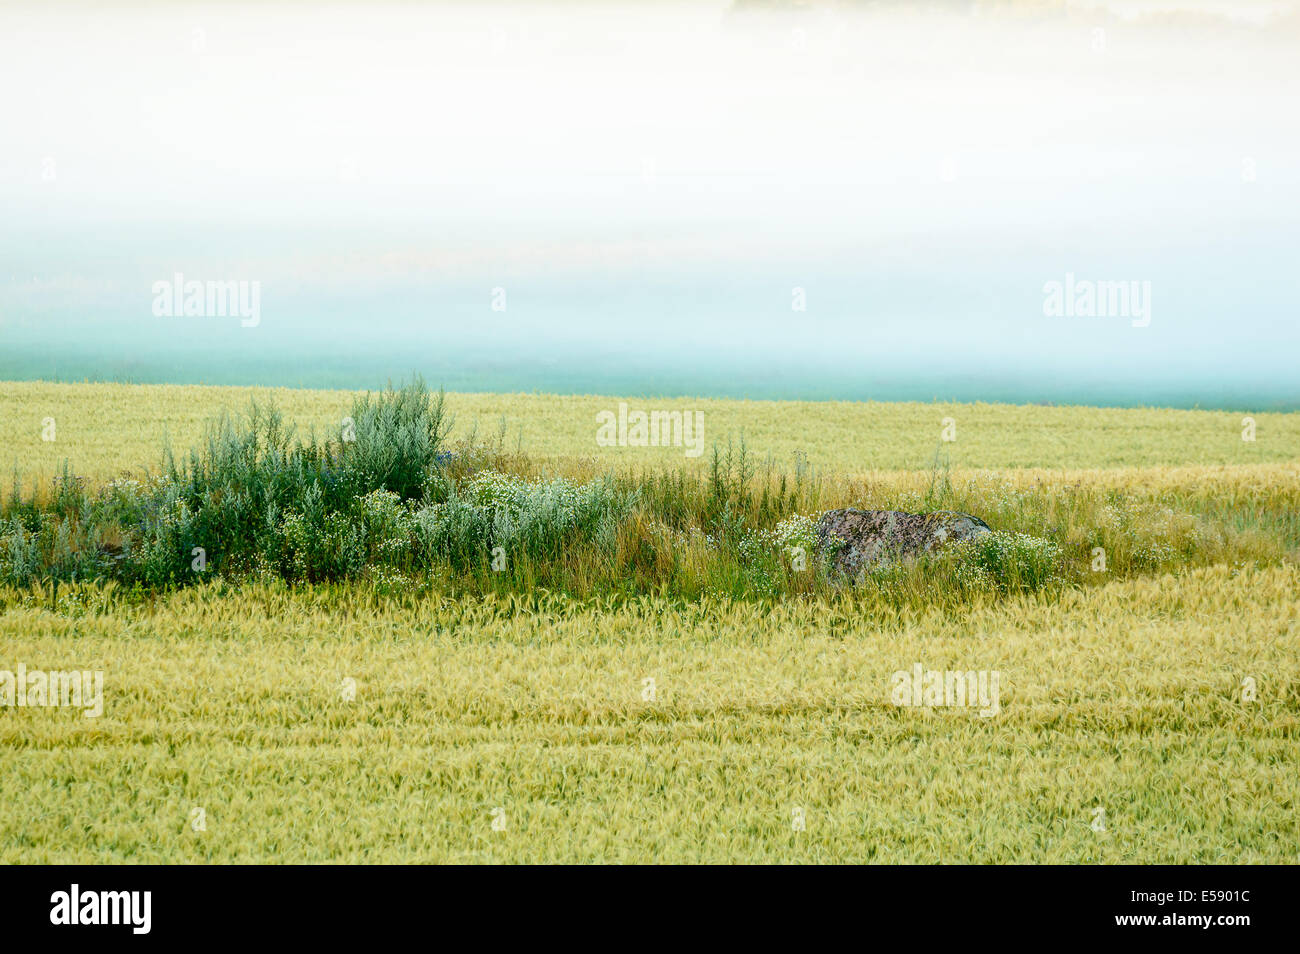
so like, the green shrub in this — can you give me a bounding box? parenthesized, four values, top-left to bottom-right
(951, 530, 1063, 593)
(0, 519, 41, 586)
(0, 513, 102, 586)
(275, 507, 366, 582)
(132, 494, 202, 586)
(50, 464, 89, 520)
(412, 471, 632, 571)
(340, 378, 450, 501)
(413, 494, 491, 569)
(94, 477, 148, 527)
(360, 489, 417, 566)
(141, 379, 447, 577)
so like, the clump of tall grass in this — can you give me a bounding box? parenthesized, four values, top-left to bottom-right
(625, 440, 821, 541)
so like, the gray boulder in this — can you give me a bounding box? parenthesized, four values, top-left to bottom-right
(815, 508, 992, 576)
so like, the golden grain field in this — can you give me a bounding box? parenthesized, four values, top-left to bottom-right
(2, 381, 1296, 487)
(1, 381, 1297, 863)
(1, 567, 1296, 864)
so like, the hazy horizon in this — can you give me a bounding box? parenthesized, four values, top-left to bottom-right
(3, 1, 1298, 410)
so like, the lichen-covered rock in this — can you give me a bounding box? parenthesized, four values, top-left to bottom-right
(815, 508, 992, 576)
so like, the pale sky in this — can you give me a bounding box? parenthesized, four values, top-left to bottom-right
(2, 2, 1298, 406)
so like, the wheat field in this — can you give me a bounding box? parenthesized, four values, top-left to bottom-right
(2, 381, 1296, 486)
(1, 381, 1297, 863)
(2, 567, 1296, 863)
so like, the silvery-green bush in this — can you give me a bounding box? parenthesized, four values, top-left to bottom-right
(340, 377, 450, 502)
(414, 471, 632, 570)
(950, 530, 1063, 592)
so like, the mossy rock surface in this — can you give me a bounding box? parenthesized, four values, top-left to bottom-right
(815, 508, 992, 575)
